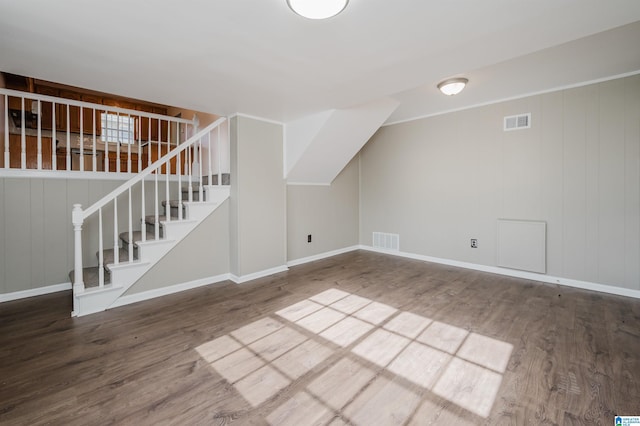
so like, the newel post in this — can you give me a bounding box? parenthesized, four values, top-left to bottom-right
(72, 204, 84, 292)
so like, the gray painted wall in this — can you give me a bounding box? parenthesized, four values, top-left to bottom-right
(124, 201, 230, 295)
(287, 157, 359, 261)
(230, 116, 286, 277)
(360, 74, 640, 291)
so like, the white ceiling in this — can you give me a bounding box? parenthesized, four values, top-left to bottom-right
(1, 0, 640, 125)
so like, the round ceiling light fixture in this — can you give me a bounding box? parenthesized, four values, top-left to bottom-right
(287, 0, 349, 19)
(437, 78, 469, 96)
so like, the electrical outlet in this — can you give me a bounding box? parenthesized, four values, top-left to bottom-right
(471, 239, 478, 248)
(307, 234, 312, 243)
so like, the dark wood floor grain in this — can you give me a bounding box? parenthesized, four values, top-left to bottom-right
(1, 250, 639, 425)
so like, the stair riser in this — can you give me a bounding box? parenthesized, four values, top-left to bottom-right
(182, 191, 202, 202)
(144, 223, 164, 238)
(136, 240, 176, 262)
(168, 205, 185, 217)
(108, 262, 152, 285)
(99, 247, 138, 265)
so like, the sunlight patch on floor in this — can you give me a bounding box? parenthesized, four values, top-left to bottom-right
(195, 288, 514, 423)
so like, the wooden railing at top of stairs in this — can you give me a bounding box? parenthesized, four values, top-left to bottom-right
(71, 117, 229, 292)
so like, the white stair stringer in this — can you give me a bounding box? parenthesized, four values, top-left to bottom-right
(73, 186, 229, 316)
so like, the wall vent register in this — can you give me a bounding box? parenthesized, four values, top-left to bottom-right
(373, 232, 400, 251)
(503, 113, 531, 131)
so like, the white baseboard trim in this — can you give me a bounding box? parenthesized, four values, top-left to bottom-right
(360, 245, 640, 300)
(287, 245, 360, 267)
(110, 273, 231, 309)
(230, 265, 289, 284)
(0, 282, 72, 303)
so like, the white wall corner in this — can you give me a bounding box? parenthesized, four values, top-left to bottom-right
(286, 97, 399, 185)
(284, 110, 335, 178)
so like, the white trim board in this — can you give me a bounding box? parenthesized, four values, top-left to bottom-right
(229, 113, 285, 126)
(287, 246, 360, 267)
(230, 265, 289, 284)
(110, 273, 231, 309)
(0, 282, 72, 303)
(360, 245, 640, 300)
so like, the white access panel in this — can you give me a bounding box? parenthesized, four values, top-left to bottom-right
(497, 219, 546, 274)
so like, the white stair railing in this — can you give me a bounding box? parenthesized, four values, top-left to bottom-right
(71, 117, 229, 292)
(0, 88, 193, 174)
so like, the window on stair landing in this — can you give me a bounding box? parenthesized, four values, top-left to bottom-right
(101, 112, 135, 144)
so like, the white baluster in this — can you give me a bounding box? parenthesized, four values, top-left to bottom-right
(79, 106, 84, 172)
(128, 187, 133, 262)
(92, 108, 97, 172)
(36, 100, 42, 170)
(165, 156, 170, 222)
(20, 98, 25, 169)
(188, 145, 193, 203)
(104, 113, 109, 172)
(113, 197, 119, 265)
(98, 208, 104, 287)
(198, 138, 203, 201)
(177, 150, 183, 220)
(207, 131, 212, 187)
(137, 116, 142, 172)
(51, 102, 57, 171)
(127, 114, 131, 173)
(3, 95, 9, 168)
(72, 204, 84, 291)
(66, 105, 71, 171)
(217, 124, 222, 186)
(116, 113, 121, 173)
(141, 178, 146, 242)
(154, 172, 159, 240)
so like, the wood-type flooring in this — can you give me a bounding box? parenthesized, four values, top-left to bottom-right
(1, 250, 639, 425)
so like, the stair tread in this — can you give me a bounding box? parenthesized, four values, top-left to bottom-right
(69, 267, 110, 288)
(162, 200, 185, 208)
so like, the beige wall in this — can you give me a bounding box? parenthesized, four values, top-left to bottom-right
(125, 201, 230, 295)
(230, 116, 286, 277)
(360, 74, 640, 291)
(287, 157, 359, 261)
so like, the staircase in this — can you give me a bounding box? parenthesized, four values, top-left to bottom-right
(70, 118, 230, 316)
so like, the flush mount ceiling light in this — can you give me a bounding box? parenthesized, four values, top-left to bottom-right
(437, 78, 469, 96)
(287, 0, 349, 19)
